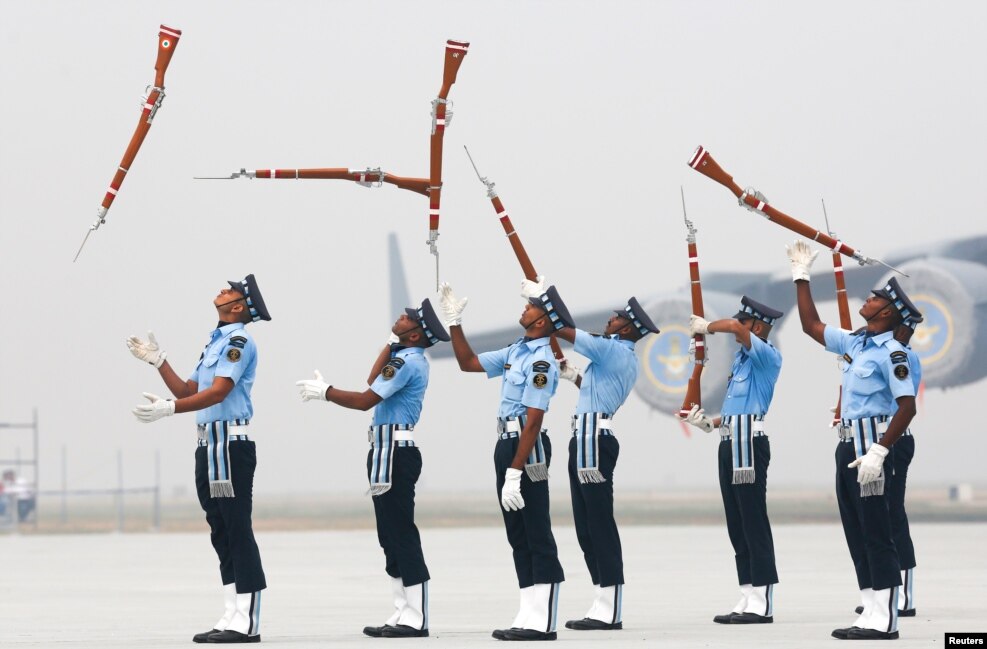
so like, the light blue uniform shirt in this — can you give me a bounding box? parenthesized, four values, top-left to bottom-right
(720, 335, 782, 417)
(824, 326, 916, 419)
(572, 330, 638, 415)
(188, 323, 256, 425)
(479, 337, 559, 418)
(369, 346, 429, 426)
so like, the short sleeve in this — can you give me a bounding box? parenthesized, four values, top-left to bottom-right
(573, 329, 611, 364)
(370, 355, 418, 400)
(746, 335, 782, 372)
(214, 336, 254, 384)
(521, 359, 558, 411)
(479, 346, 510, 379)
(886, 348, 917, 400)
(824, 325, 853, 356)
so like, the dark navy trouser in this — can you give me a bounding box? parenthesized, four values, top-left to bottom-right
(495, 434, 565, 588)
(568, 435, 624, 587)
(195, 441, 267, 593)
(718, 436, 778, 587)
(367, 446, 430, 586)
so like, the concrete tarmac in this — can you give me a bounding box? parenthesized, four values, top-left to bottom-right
(3, 523, 984, 647)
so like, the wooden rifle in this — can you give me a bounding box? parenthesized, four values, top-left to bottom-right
(196, 40, 469, 288)
(679, 187, 706, 418)
(75, 25, 182, 261)
(464, 146, 565, 362)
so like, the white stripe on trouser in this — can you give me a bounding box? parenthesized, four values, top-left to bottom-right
(396, 581, 428, 630)
(854, 588, 874, 628)
(521, 583, 559, 633)
(225, 591, 261, 636)
(900, 568, 914, 610)
(213, 582, 237, 631)
(512, 586, 534, 628)
(743, 584, 773, 616)
(863, 586, 898, 632)
(384, 576, 407, 626)
(585, 584, 622, 624)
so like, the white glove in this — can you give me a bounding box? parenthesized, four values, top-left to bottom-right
(296, 369, 330, 402)
(132, 392, 175, 423)
(520, 275, 547, 300)
(848, 443, 888, 485)
(683, 404, 715, 434)
(559, 362, 582, 384)
(387, 333, 401, 345)
(689, 315, 710, 336)
(126, 331, 167, 368)
(438, 282, 468, 327)
(786, 240, 819, 282)
(501, 468, 525, 511)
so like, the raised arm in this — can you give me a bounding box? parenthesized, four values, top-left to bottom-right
(367, 344, 392, 385)
(439, 282, 484, 372)
(787, 241, 826, 345)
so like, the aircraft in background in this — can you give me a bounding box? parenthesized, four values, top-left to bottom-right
(390, 233, 987, 417)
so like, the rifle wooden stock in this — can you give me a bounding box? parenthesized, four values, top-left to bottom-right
(99, 25, 182, 215)
(483, 190, 564, 361)
(679, 231, 706, 418)
(688, 146, 863, 261)
(830, 242, 854, 426)
(252, 168, 431, 196)
(428, 40, 470, 235)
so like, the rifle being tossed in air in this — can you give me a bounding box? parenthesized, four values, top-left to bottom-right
(75, 25, 182, 262)
(197, 40, 470, 289)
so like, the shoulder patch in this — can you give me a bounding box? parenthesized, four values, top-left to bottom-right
(533, 373, 548, 388)
(381, 357, 405, 380)
(229, 335, 248, 349)
(890, 350, 908, 364)
(226, 348, 242, 363)
(894, 364, 909, 380)
(532, 360, 551, 373)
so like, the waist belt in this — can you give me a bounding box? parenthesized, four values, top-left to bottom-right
(368, 424, 415, 496)
(571, 413, 614, 485)
(495, 416, 549, 481)
(839, 416, 890, 497)
(198, 434, 250, 447)
(719, 414, 765, 486)
(197, 420, 250, 498)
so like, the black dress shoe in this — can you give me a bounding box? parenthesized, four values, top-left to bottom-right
(899, 608, 916, 617)
(564, 617, 622, 630)
(363, 625, 393, 638)
(730, 612, 772, 624)
(492, 628, 519, 640)
(832, 627, 860, 640)
(381, 624, 429, 638)
(501, 628, 557, 641)
(713, 613, 737, 624)
(193, 629, 221, 643)
(854, 605, 864, 615)
(847, 627, 899, 640)
(207, 630, 260, 643)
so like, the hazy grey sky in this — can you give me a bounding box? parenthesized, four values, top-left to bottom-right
(1, 1, 985, 497)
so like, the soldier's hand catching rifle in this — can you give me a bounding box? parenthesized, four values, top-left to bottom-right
(786, 240, 819, 282)
(296, 370, 331, 402)
(127, 331, 167, 368)
(689, 315, 711, 336)
(132, 392, 175, 423)
(559, 362, 582, 384)
(684, 405, 715, 434)
(438, 282, 468, 327)
(520, 275, 546, 300)
(848, 444, 888, 485)
(501, 468, 525, 511)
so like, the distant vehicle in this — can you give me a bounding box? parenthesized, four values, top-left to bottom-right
(392, 233, 987, 417)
